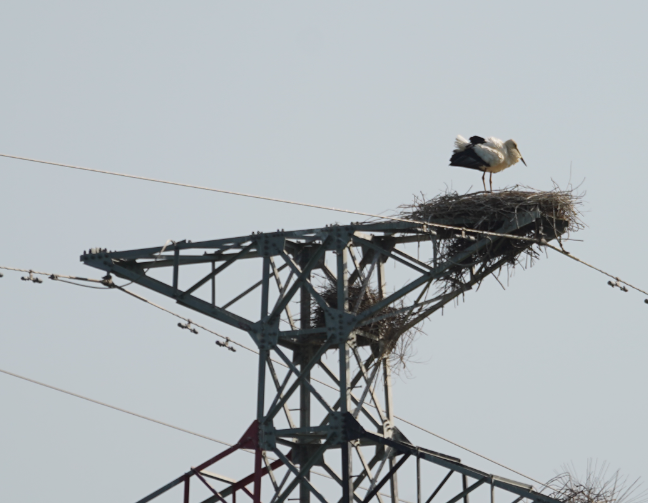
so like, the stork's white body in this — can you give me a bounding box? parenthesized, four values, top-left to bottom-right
(453, 135, 522, 173)
(450, 135, 526, 191)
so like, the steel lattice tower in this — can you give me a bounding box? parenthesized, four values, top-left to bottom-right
(82, 208, 567, 503)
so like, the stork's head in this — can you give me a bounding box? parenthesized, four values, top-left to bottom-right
(504, 139, 527, 166)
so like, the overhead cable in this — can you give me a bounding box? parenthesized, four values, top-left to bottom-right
(0, 367, 232, 447)
(0, 265, 108, 285)
(0, 367, 413, 502)
(2, 152, 647, 298)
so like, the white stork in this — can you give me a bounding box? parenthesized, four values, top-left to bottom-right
(449, 135, 527, 192)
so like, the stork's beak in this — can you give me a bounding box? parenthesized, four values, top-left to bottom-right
(521, 157, 527, 166)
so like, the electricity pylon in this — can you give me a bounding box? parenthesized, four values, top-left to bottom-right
(83, 209, 566, 503)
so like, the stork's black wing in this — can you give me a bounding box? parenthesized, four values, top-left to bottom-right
(469, 136, 486, 145)
(450, 148, 488, 170)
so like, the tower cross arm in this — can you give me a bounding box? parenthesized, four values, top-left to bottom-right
(94, 262, 255, 332)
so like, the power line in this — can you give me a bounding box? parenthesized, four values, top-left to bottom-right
(394, 416, 552, 490)
(0, 366, 414, 502)
(2, 152, 647, 299)
(0, 265, 106, 284)
(118, 286, 254, 353)
(0, 152, 413, 223)
(0, 367, 232, 447)
(0, 265, 249, 352)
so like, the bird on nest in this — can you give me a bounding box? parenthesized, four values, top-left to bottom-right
(449, 135, 526, 192)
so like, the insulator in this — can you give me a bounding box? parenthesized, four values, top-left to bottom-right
(215, 339, 233, 351)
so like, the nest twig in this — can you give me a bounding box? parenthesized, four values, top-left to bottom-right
(545, 461, 646, 503)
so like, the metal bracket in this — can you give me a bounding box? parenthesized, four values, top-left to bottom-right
(325, 226, 354, 251)
(252, 323, 280, 350)
(260, 421, 277, 451)
(324, 309, 357, 345)
(257, 234, 286, 257)
(327, 411, 347, 446)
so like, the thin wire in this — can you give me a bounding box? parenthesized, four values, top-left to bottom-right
(2, 152, 647, 298)
(0, 152, 416, 223)
(55, 278, 112, 290)
(393, 416, 554, 490)
(118, 286, 256, 353)
(543, 244, 648, 296)
(0, 367, 232, 447)
(0, 366, 410, 502)
(0, 360, 542, 499)
(0, 265, 105, 283)
(0, 264, 255, 352)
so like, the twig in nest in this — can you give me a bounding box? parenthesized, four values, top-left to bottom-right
(544, 460, 646, 503)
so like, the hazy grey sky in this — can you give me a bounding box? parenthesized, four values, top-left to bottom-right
(1, 2, 647, 502)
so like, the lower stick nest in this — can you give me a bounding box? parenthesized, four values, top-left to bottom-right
(311, 282, 420, 375)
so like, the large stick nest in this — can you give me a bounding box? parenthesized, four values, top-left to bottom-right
(398, 185, 584, 294)
(403, 186, 582, 229)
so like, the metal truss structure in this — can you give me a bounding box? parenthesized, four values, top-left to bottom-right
(82, 210, 566, 503)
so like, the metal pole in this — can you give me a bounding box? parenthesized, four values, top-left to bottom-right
(258, 257, 270, 422)
(337, 244, 353, 502)
(211, 261, 216, 306)
(417, 451, 421, 503)
(256, 257, 272, 502)
(384, 357, 399, 503)
(377, 258, 399, 503)
(299, 247, 312, 503)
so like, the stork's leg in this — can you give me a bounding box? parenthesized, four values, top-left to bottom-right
(482, 171, 487, 192)
(489, 173, 493, 193)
